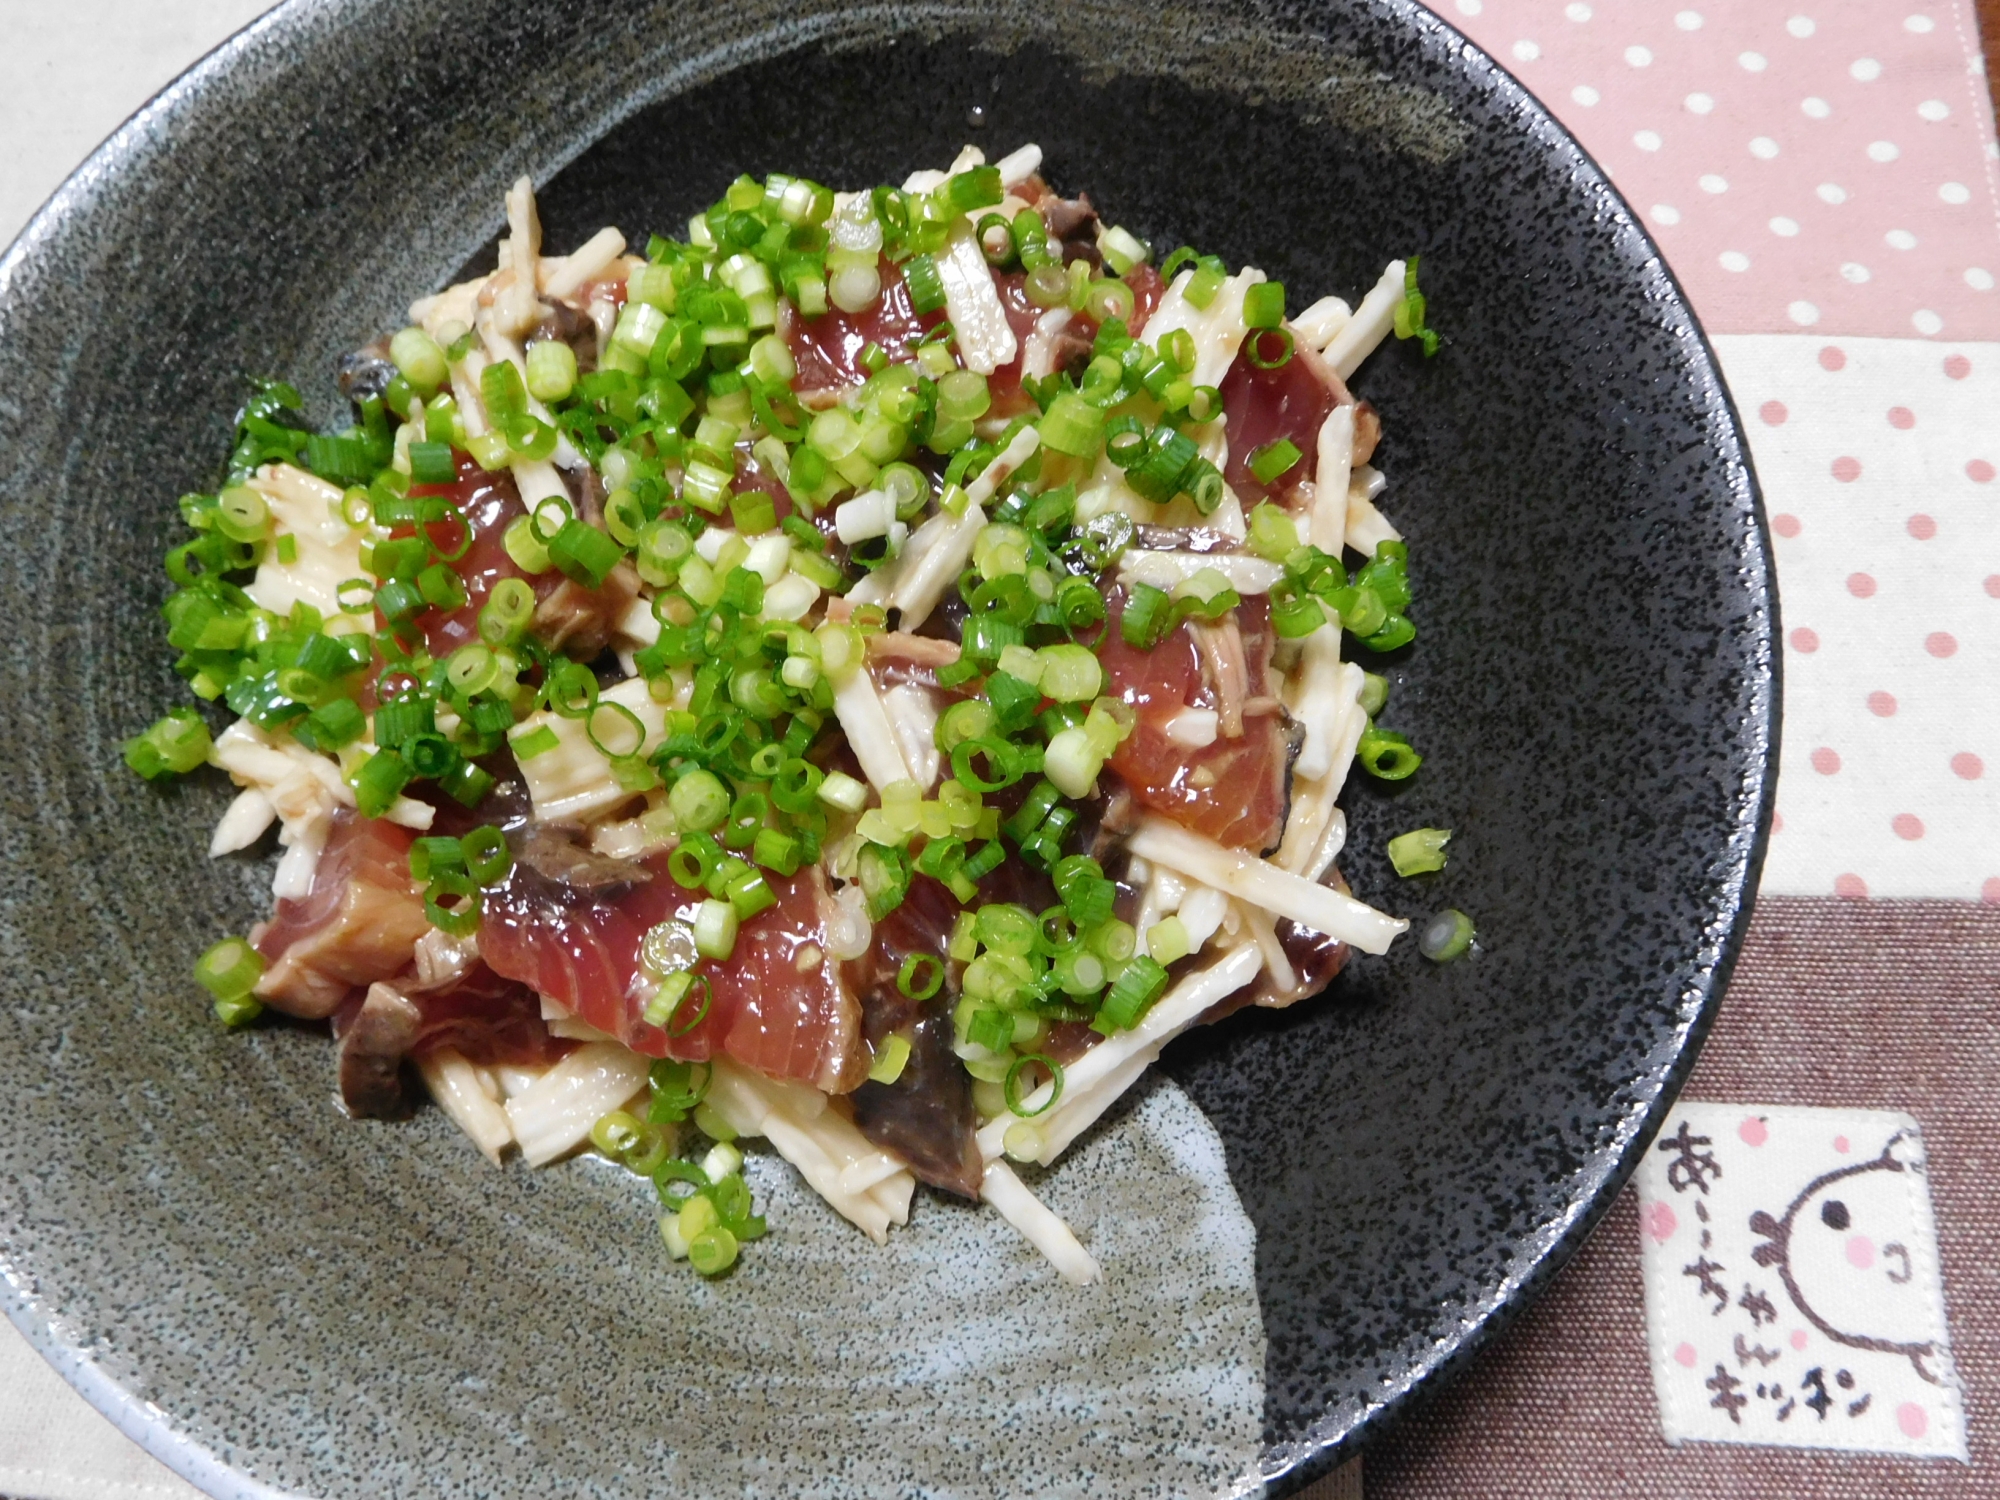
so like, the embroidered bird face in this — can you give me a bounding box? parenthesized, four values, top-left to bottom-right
(1748, 1132, 1941, 1382)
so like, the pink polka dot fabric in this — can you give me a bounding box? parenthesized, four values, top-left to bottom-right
(1427, 1, 2000, 901)
(1714, 336, 1998, 899)
(1441, 0, 2000, 339)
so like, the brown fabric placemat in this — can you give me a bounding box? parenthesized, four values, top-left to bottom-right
(1354, 897, 2000, 1497)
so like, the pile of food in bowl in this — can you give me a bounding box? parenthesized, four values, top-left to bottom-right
(126, 142, 1460, 1283)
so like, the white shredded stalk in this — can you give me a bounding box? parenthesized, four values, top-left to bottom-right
(1237, 902, 1297, 991)
(1322, 259, 1407, 381)
(1117, 550, 1285, 596)
(1347, 490, 1403, 558)
(704, 1060, 916, 1243)
(832, 668, 915, 791)
(1127, 817, 1408, 953)
(496, 176, 547, 337)
(964, 424, 1041, 507)
(412, 928, 480, 989)
(540, 226, 628, 299)
(881, 682, 942, 790)
(1163, 707, 1220, 749)
(210, 787, 275, 856)
(982, 946, 1265, 1172)
(209, 720, 352, 898)
(901, 144, 987, 195)
(936, 219, 1018, 375)
(1309, 404, 1355, 553)
(413, 277, 482, 339)
(1289, 642, 1361, 783)
(994, 142, 1043, 188)
(1352, 464, 1386, 502)
(271, 813, 330, 899)
(419, 1047, 514, 1166)
(980, 1159, 1100, 1285)
(510, 676, 671, 822)
(591, 814, 671, 861)
(1019, 1049, 1150, 1164)
(246, 463, 373, 623)
(1020, 307, 1074, 381)
(1146, 265, 1266, 390)
(505, 1041, 651, 1167)
(1179, 885, 1230, 951)
(1292, 294, 1353, 350)
(887, 502, 986, 629)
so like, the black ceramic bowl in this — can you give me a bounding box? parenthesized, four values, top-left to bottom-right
(0, 1, 1775, 1495)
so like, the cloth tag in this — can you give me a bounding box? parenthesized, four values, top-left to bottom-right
(1636, 1102, 1967, 1459)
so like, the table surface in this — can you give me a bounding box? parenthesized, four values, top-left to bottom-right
(2, 3, 1997, 1499)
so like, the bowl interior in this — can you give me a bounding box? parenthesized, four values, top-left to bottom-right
(0, 3, 1772, 1496)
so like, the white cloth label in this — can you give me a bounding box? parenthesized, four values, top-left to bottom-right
(1637, 1101, 1967, 1459)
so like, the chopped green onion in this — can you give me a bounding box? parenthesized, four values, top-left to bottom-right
(525, 339, 578, 403)
(510, 723, 560, 760)
(903, 254, 947, 315)
(692, 899, 740, 960)
(408, 835, 465, 883)
(688, 1225, 739, 1276)
(1120, 582, 1174, 649)
(1004, 1053, 1063, 1116)
(462, 825, 513, 884)
(353, 748, 412, 816)
(408, 441, 457, 486)
(389, 326, 448, 393)
(1358, 671, 1390, 716)
(1248, 438, 1303, 487)
(1242, 280, 1286, 329)
(425, 870, 482, 937)
(194, 936, 264, 1003)
(502, 514, 552, 574)
(1356, 727, 1422, 781)
(1420, 908, 1476, 962)
(123, 708, 213, 780)
(670, 768, 731, 832)
(1394, 254, 1441, 357)
(1097, 955, 1169, 1031)
(868, 1032, 913, 1085)
(818, 769, 867, 813)
(898, 953, 945, 1000)
(1243, 327, 1295, 369)
(1387, 827, 1452, 876)
(1038, 392, 1105, 458)
(548, 519, 623, 588)
(1271, 593, 1327, 638)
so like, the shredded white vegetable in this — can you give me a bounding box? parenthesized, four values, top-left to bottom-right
(980, 1160, 1100, 1285)
(1146, 265, 1265, 390)
(1310, 404, 1355, 554)
(246, 463, 372, 623)
(511, 677, 671, 822)
(540, 226, 628, 299)
(832, 667, 915, 791)
(936, 220, 1018, 375)
(1127, 818, 1409, 953)
(505, 1041, 651, 1167)
(705, 1059, 916, 1243)
(1117, 549, 1285, 596)
(419, 1047, 514, 1165)
(964, 424, 1041, 507)
(1323, 259, 1407, 381)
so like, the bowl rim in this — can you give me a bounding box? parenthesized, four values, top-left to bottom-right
(0, 1, 1778, 1495)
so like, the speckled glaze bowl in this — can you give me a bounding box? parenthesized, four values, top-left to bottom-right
(0, 1, 1775, 1495)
